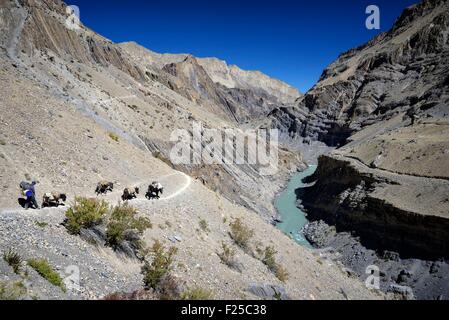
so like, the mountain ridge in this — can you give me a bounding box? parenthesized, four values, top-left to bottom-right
(119, 41, 302, 105)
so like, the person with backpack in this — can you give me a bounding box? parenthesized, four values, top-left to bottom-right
(20, 180, 40, 210)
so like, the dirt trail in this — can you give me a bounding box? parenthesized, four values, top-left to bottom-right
(0, 171, 192, 215)
(101, 171, 193, 204)
(336, 153, 449, 182)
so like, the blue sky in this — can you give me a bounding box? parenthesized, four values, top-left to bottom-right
(69, 0, 418, 93)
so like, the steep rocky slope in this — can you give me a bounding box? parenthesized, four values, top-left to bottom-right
(0, 0, 381, 300)
(0, 0, 304, 219)
(0, 162, 381, 300)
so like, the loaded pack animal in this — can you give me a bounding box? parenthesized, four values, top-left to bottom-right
(146, 182, 164, 200)
(121, 187, 140, 201)
(95, 181, 114, 195)
(42, 193, 67, 208)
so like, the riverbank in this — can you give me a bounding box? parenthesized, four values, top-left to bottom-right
(303, 220, 449, 300)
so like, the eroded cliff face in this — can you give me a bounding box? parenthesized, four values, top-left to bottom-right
(271, 0, 449, 146)
(302, 155, 449, 260)
(0, 0, 305, 219)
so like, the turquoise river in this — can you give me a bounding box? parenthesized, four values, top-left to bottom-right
(274, 165, 317, 247)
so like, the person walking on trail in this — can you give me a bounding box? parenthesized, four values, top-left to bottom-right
(20, 180, 39, 210)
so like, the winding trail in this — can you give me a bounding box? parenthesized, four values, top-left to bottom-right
(335, 153, 449, 182)
(93, 171, 193, 204)
(158, 172, 192, 201)
(0, 171, 193, 215)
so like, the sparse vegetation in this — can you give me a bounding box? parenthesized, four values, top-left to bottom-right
(64, 197, 109, 234)
(275, 265, 289, 283)
(106, 203, 152, 249)
(106, 221, 126, 249)
(157, 275, 183, 300)
(180, 287, 214, 300)
(229, 218, 254, 249)
(27, 259, 66, 292)
(0, 139, 6, 146)
(3, 249, 22, 274)
(103, 290, 155, 300)
(0, 281, 27, 300)
(35, 221, 48, 228)
(108, 132, 119, 142)
(262, 246, 289, 282)
(142, 240, 178, 290)
(217, 242, 236, 268)
(199, 218, 210, 233)
(128, 104, 139, 112)
(262, 246, 277, 271)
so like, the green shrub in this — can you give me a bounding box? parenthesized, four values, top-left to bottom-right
(0, 139, 6, 146)
(106, 203, 152, 249)
(262, 246, 278, 271)
(27, 259, 66, 292)
(275, 265, 289, 283)
(3, 249, 22, 274)
(229, 218, 254, 249)
(35, 221, 48, 228)
(199, 219, 210, 233)
(217, 242, 236, 267)
(180, 287, 213, 300)
(0, 281, 27, 300)
(108, 132, 119, 142)
(142, 240, 178, 290)
(262, 246, 289, 283)
(65, 197, 109, 234)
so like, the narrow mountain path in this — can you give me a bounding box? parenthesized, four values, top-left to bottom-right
(336, 153, 449, 182)
(0, 171, 193, 215)
(158, 172, 192, 201)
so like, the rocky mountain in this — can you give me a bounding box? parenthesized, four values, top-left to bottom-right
(0, 0, 305, 219)
(1, 0, 447, 301)
(0, 0, 381, 300)
(280, 0, 449, 299)
(119, 42, 301, 123)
